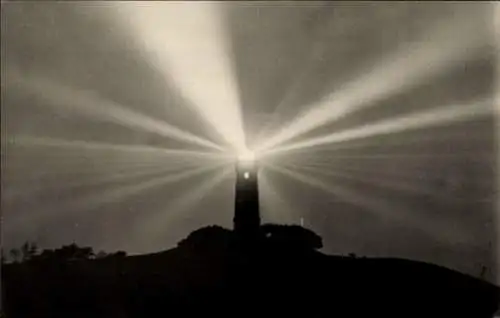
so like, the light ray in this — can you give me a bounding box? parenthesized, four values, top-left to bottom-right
(259, 169, 300, 225)
(281, 159, 457, 185)
(5, 68, 223, 151)
(7, 135, 228, 160)
(3, 154, 201, 184)
(263, 125, 482, 162)
(264, 162, 472, 245)
(258, 9, 490, 152)
(9, 162, 227, 228)
(281, 162, 457, 201)
(3, 135, 232, 196)
(138, 165, 233, 241)
(266, 99, 492, 155)
(114, 3, 246, 152)
(273, 151, 492, 178)
(64, 163, 226, 213)
(3, 162, 200, 202)
(256, 7, 335, 142)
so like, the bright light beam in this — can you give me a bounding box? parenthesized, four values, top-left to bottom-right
(264, 162, 472, 245)
(3, 161, 202, 202)
(266, 99, 492, 155)
(8, 136, 228, 160)
(263, 126, 475, 162)
(238, 149, 255, 162)
(256, 7, 334, 143)
(9, 162, 226, 229)
(282, 162, 451, 200)
(139, 166, 233, 241)
(259, 170, 300, 224)
(64, 163, 226, 214)
(114, 3, 246, 152)
(2, 136, 231, 195)
(3, 150, 208, 184)
(5, 68, 223, 151)
(258, 8, 490, 152)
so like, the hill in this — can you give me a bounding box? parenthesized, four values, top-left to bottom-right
(2, 224, 499, 317)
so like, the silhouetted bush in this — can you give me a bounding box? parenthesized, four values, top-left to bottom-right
(260, 224, 323, 250)
(95, 250, 108, 259)
(177, 225, 232, 252)
(20, 242, 38, 262)
(51, 243, 94, 261)
(112, 251, 127, 258)
(9, 248, 21, 263)
(7, 243, 96, 264)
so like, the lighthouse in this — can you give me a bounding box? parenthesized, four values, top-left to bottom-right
(234, 150, 260, 243)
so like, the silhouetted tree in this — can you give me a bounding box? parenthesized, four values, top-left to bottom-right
(47, 243, 94, 262)
(480, 265, 488, 280)
(20, 242, 38, 262)
(38, 249, 55, 261)
(20, 242, 29, 261)
(9, 248, 20, 263)
(29, 242, 38, 257)
(178, 226, 232, 252)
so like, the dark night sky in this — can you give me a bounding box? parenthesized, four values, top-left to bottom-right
(1, 2, 497, 282)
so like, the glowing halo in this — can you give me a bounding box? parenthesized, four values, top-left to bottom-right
(238, 149, 255, 163)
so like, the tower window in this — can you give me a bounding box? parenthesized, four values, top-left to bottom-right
(244, 172, 250, 179)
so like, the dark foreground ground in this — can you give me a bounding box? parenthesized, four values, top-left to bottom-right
(2, 225, 499, 317)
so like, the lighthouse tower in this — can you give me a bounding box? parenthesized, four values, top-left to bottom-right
(234, 151, 260, 243)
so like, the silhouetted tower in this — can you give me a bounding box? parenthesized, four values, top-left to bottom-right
(234, 153, 260, 242)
